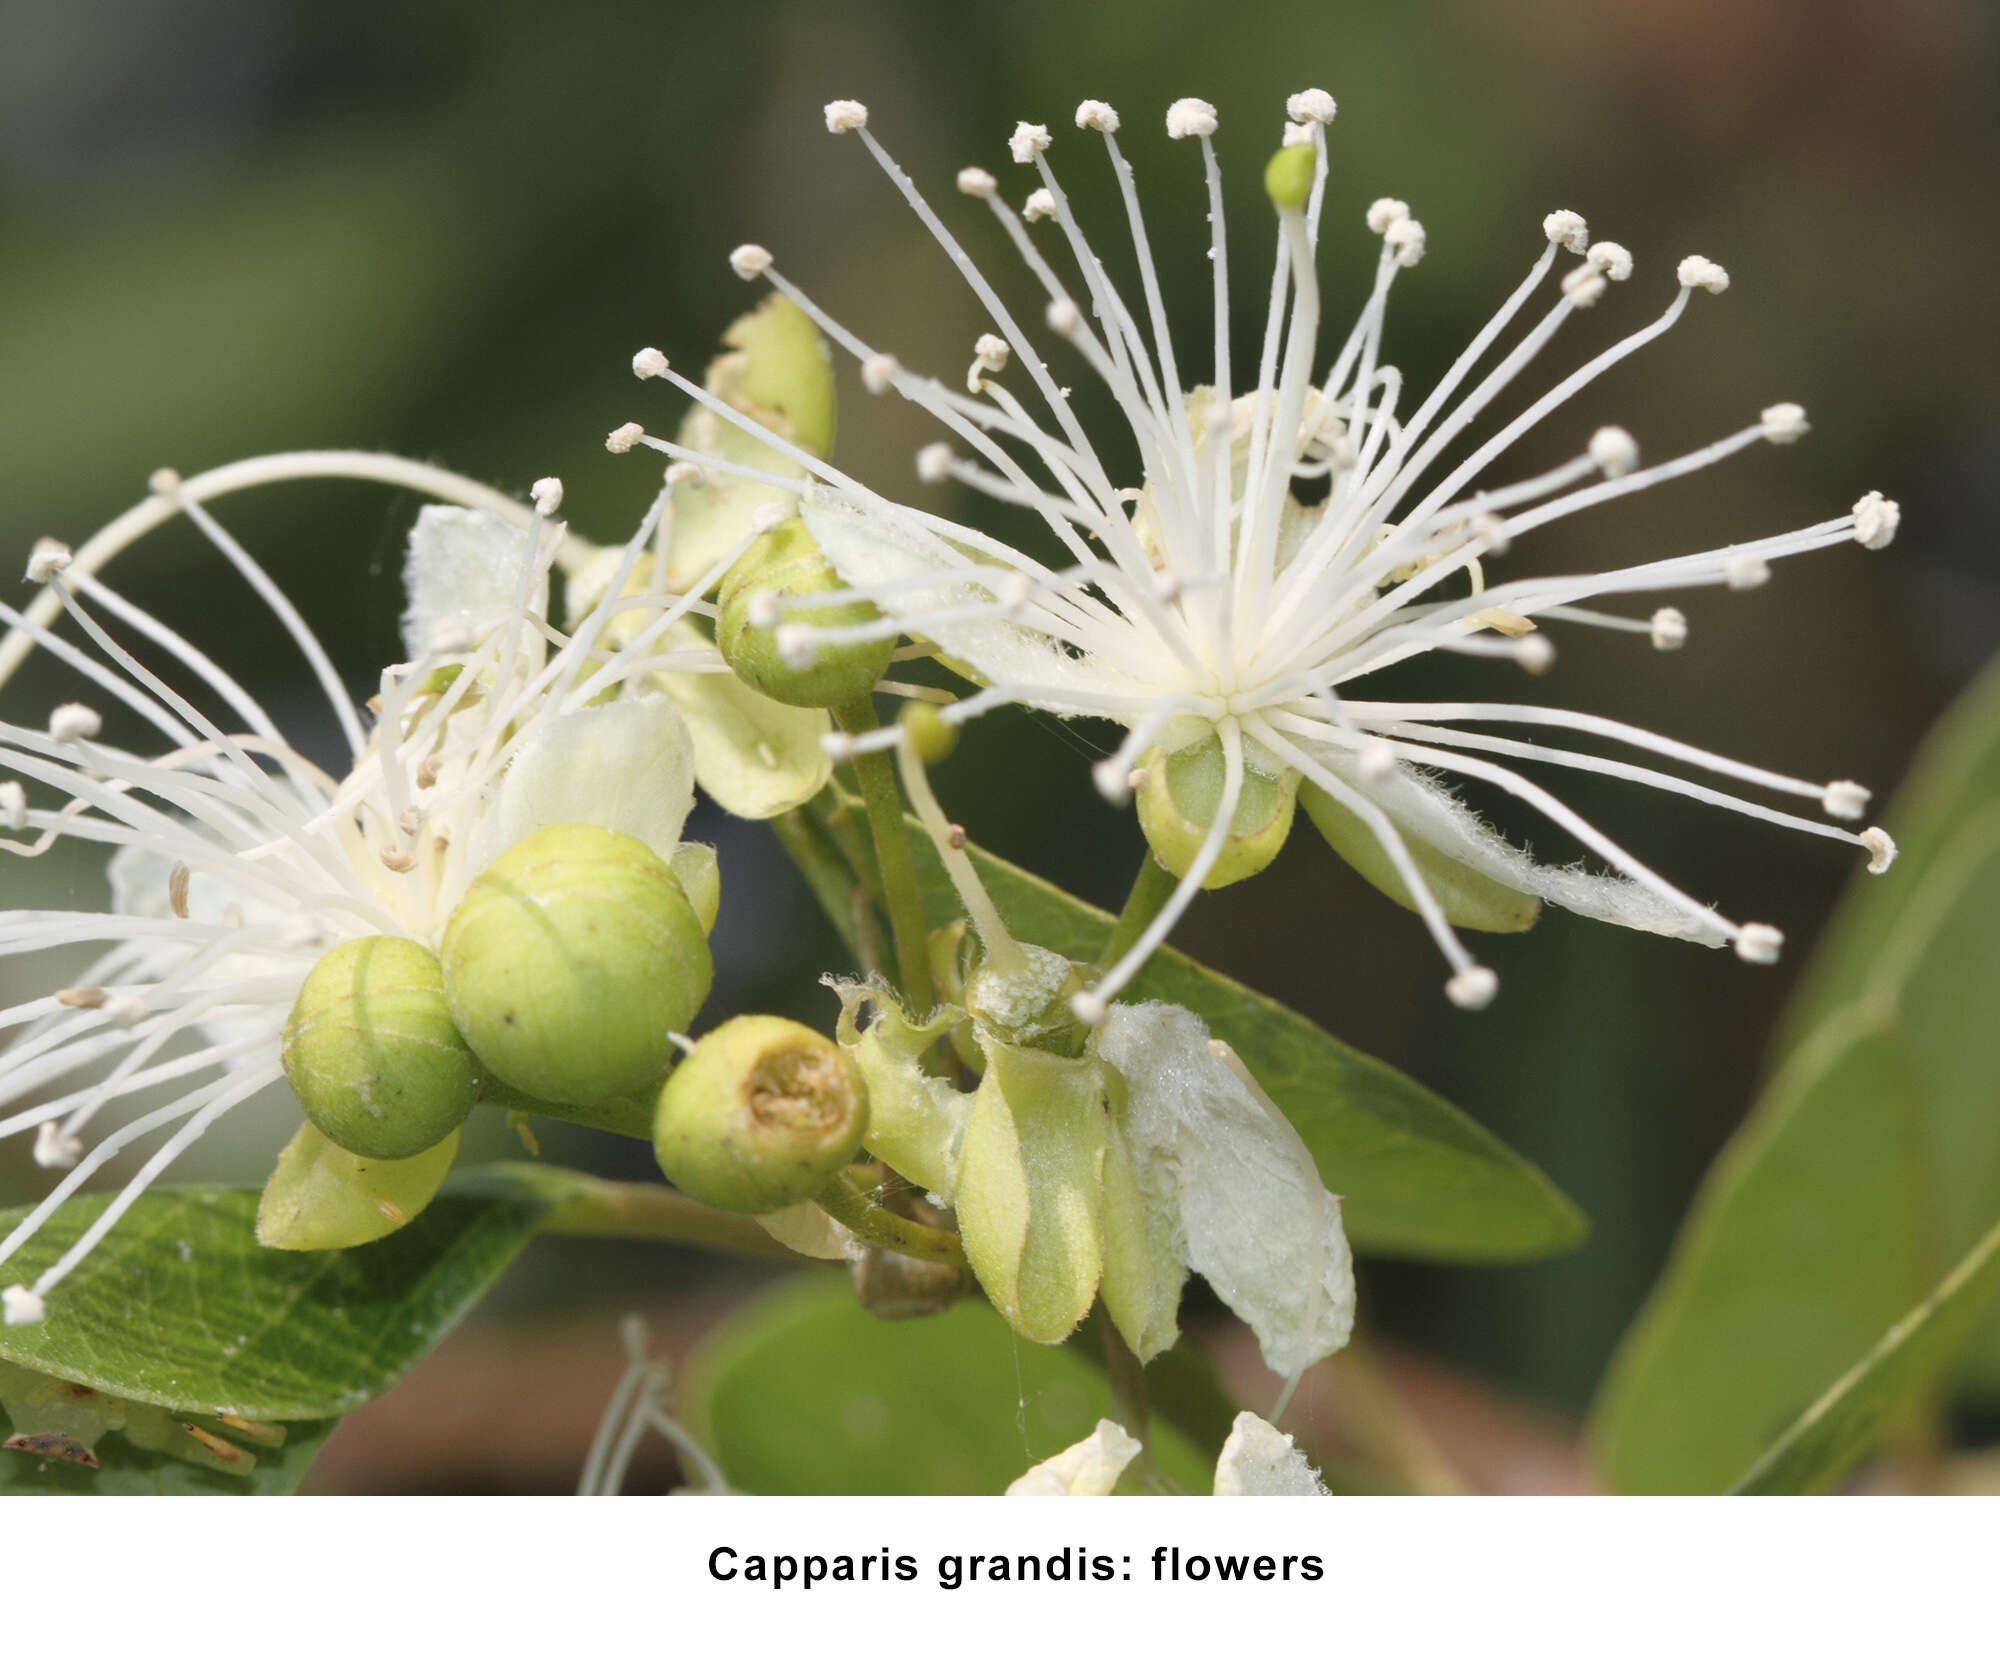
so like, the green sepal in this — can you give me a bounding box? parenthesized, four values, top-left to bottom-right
(255, 1121, 461, 1251)
(830, 979, 967, 1198)
(1136, 733, 1298, 890)
(954, 1040, 1109, 1346)
(1301, 780, 1540, 933)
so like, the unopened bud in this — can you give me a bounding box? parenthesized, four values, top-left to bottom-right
(282, 936, 477, 1160)
(717, 519, 895, 707)
(1134, 735, 1299, 890)
(442, 824, 712, 1108)
(653, 1015, 868, 1213)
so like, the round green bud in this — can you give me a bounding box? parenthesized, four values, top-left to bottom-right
(897, 699, 958, 765)
(1264, 143, 1316, 213)
(281, 936, 477, 1161)
(717, 519, 895, 708)
(1135, 734, 1299, 889)
(652, 1015, 869, 1213)
(441, 823, 713, 1108)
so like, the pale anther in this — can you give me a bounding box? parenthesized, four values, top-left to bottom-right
(1587, 241, 1634, 280)
(1862, 827, 1897, 874)
(1385, 217, 1427, 267)
(49, 703, 101, 743)
(1075, 100, 1120, 133)
(1516, 635, 1555, 674)
(1045, 297, 1083, 337)
(1725, 554, 1771, 590)
(1760, 402, 1809, 444)
(1009, 122, 1051, 164)
(1023, 187, 1056, 223)
(1165, 98, 1218, 140)
(916, 442, 954, 483)
(104, 995, 148, 1027)
(1366, 198, 1410, 234)
(1822, 780, 1870, 820)
(862, 353, 901, 395)
(775, 624, 817, 669)
(2, 1285, 46, 1327)
(148, 467, 182, 495)
(1069, 989, 1109, 1026)
(745, 592, 781, 630)
(956, 166, 997, 198)
(1590, 426, 1640, 478)
(823, 100, 869, 134)
(1734, 923, 1784, 965)
(1358, 740, 1396, 781)
(1677, 255, 1730, 294)
(1561, 265, 1609, 307)
(530, 477, 564, 517)
(1542, 209, 1589, 253)
(34, 1121, 82, 1170)
(665, 461, 702, 488)
(1446, 966, 1499, 1010)
(631, 346, 669, 379)
(728, 244, 773, 281)
(0, 781, 25, 831)
(26, 537, 71, 584)
(1472, 512, 1510, 554)
(1286, 88, 1336, 125)
(1853, 492, 1900, 550)
(1650, 607, 1688, 651)
(605, 422, 645, 454)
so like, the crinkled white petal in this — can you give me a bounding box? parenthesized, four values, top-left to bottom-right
(1005, 1417, 1142, 1496)
(400, 506, 541, 660)
(1213, 1411, 1329, 1496)
(1096, 1002, 1355, 1378)
(801, 485, 1141, 717)
(1312, 742, 1729, 945)
(470, 695, 695, 882)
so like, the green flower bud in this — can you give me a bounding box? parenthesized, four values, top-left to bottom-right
(1134, 733, 1299, 889)
(281, 936, 477, 1160)
(652, 1015, 868, 1213)
(716, 519, 894, 708)
(1264, 143, 1316, 212)
(898, 699, 958, 764)
(441, 823, 712, 1108)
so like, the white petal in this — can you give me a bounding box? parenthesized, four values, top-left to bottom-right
(1096, 1003, 1356, 1378)
(400, 506, 541, 660)
(471, 695, 695, 880)
(1005, 1418, 1142, 1496)
(1213, 1411, 1329, 1496)
(1316, 746, 1728, 944)
(801, 485, 1139, 717)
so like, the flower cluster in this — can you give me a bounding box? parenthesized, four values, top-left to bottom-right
(614, 91, 1899, 1020)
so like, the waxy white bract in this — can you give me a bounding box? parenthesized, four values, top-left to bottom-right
(0, 456, 723, 1324)
(619, 92, 1902, 1020)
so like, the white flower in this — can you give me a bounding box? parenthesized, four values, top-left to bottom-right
(1006, 1409, 1326, 1496)
(0, 455, 720, 1324)
(620, 92, 1902, 1018)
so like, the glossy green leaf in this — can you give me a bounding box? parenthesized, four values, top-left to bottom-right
(903, 828, 1586, 1263)
(0, 1409, 336, 1496)
(1734, 1216, 2000, 1495)
(0, 1162, 586, 1420)
(1593, 806, 2000, 1490)
(688, 1274, 1210, 1494)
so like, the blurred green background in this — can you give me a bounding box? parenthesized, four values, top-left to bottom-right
(1, 0, 1994, 1489)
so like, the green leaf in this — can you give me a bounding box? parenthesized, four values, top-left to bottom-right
(1734, 1216, 2000, 1495)
(903, 828, 1586, 1263)
(1593, 806, 2000, 1490)
(1590, 1010, 1927, 1493)
(0, 1408, 336, 1496)
(1782, 657, 2000, 1051)
(688, 1274, 1211, 1494)
(0, 1162, 585, 1420)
